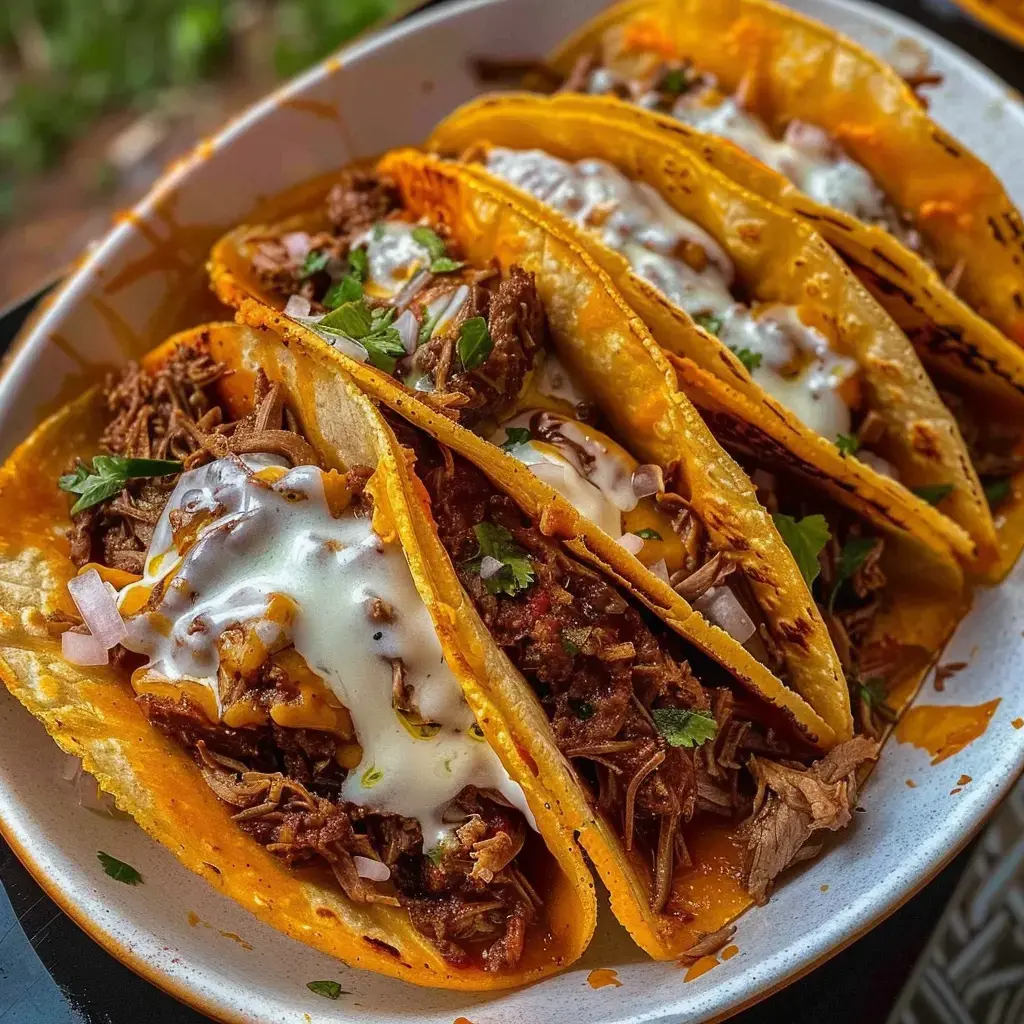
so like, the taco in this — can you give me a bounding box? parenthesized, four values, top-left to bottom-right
(0, 322, 599, 989)
(209, 150, 857, 742)
(519, 0, 1024, 574)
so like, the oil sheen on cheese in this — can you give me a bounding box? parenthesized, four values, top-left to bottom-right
(485, 147, 857, 439)
(117, 455, 534, 845)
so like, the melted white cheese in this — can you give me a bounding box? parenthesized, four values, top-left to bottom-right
(485, 147, 856, 438)
(352, 220, 434, 299)
(117, 455, 534, 845)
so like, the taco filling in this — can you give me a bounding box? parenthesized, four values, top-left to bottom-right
(557, 32, 931, 261)
(59, 346, 549, 973)
(243, 168, 797, 672)
(388, 414, 875, 910)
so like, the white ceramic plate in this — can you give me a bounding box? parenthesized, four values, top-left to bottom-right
(1, 2, 1023, 1021)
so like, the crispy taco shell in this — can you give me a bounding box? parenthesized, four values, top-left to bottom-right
(548, 0, 1024, 347)
(210, 149, 852, 743)
(0, 322, 598, 990)
(427, 94, 989, 567)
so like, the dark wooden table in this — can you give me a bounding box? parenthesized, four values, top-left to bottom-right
(0, 0, 1021, 1020)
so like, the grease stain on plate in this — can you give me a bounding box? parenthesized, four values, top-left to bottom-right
(587, 968, 622, 989)
(895, 700, 1001, 764)
(683, 956, 720, 982)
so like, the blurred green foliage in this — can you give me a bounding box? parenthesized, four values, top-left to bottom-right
(0, 0, 402, 215)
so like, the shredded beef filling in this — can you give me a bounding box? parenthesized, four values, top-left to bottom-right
(62, 353, 539, 972)
(394, 418, 866, 913)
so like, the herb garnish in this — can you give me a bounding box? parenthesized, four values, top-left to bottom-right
(984, 477, 1012, 508)
(306, 981, 349, 1000)
(322, 274, 363, 310)
(651, 708, 718, 748)
(569, 697, 595, 720)
(466, 522, 535, 596)
(634, 528, 662, 541)
(859, 678, 896, 722)
(730, 345, 762, 372)
(657, 66, 691, 96)
(318, 300, 405, 372)
(828, 535, 876, 611)
(772, 512, 831, 587)
(97, 851, 143, 886)
(694, 312, 722, 336)
(300, 249, 330, 278)
(457, 317, 493, 371)
(60, 456, 183, 515)
(835, 433, 860, 457)
(502, 427, 531, 450)
(417, 308, 442, 346)
(411, 226, 465, 274)
(348, 246, 369, 281)
(912, 483, 954, 506)
(360, 765, 383, 788)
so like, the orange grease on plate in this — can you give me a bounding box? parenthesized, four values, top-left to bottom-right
(720, 945, 739, 961)
(820, 884, 830, 892)
(957, 774, 972, 786)
(186, 911, 252, 949)
(454, 1018, 475, 1024)
(895, 700, 1001, 764)
(950, 788, 962, 795)
(587, 968, 623, 989)
(1013, 718, 1023, 729)
(282, 98, 341, 122)
(684, 956, 720, 982)
(187, 911, 200, 927)
(218, 930, 253, 950)
(905, 779, 916, 788)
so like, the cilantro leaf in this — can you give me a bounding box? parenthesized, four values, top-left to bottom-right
(348, 246, 369, 282)
(694, 312, 722, 336)
(320, 300, 373, 338)
(430, 256, 464, 273)
(502, 427, 531, 450)
(828, 535, 877, 611)
(772, 513, 831, 587)
(729, 345, 762, 372)
(912, 483, 954, 506)
(859, 677, 896, 723)
(634, 528, 662, 541)
(458, 317, 493, 371)
(300, 250, 329, 278)
(322, 275, 363, 309)
(360, 765, 383, 788)
(658, 67, 691, 96)
(651, 708, 718, 748)
(306, 981, 349, 1000)
(412, 226, 448, 260)
(97, 851, 143, 886)
(568, 697, 595, 720)
(466, 522, 535, 596)
(60, 456, 182, 515)
(361, 327, 405, 373)
(318, 299, 405, 372)
(984, 477, 1012, 509)
(835, 433, 860, 456)
(418, 308, 442, 346)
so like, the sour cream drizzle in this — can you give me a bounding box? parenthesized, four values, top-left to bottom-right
(485, 147, 857, 439)
(117, 455, 534, 846)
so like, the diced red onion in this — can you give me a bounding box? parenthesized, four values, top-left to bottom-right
(694, 586, 756, 645)
(617, 533, 645, 556)
(67, 569, 126, 649)
(353, 856, 391, 882)
(282, 231, 311, 263)
(62, 630, 109, 666)
(649, 558, 670, 584)
(394, 269, 432, 312)
(284, 294, 312, 319)
(394, 309, 419, 355)
(631, 464, 664, 500)
(479, 555, 504, 580)
(857, 450, 899, 481)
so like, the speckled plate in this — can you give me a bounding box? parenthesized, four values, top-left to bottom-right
(1, 1, 1023, 1021)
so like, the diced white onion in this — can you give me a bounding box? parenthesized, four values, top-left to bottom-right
(62, 630, 109, 666)
(60, 754, 118, 814)
(353, 856, 391, 882)
(325, 334, 369, 363)
(649, 558, 670, 584)
(479, 555, 504, 580)
(631, 464, 664, 499)
(617, 533, 645, 556)
(394, 309, 419, 355)
(284, 294, 312, 319)
(282, 231, 311, 263)
(857, 450, 900, 481)
(394, 269, 432, 313)
(694, 586, 756, 645)
(67, 569, 126, 649)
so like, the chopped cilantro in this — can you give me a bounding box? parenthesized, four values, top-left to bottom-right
(828, 535, 877, 611)
(729, 345, 762, 372)
(859, 678, 896, 723)
(300, 249, 329, 278)
(411, 226, 465, 274)
(634, 528, 662, 541)
(429, 256, 464, 274)
(426, 845, 444, 866)
(360, 765, 383, 788)
(651, 708, 718, 748)
(348, 246, 369, 282)
(772, 513, 831, 587)
(912, 483, 954, 506)
(97, 851, 143, 886)
(457, 317, 493, 371)
(835, 433, 860, 457)
(569, 697, 595, 720)
(984, 477, 1012, 508)
(318, 299, 405, 372)
(466, 522, 535, 596)
(658, 66, 691, 96)
(306, 980, 349, 1000)
(694, 312, 723, 336)
(502, 427, 531, 450)
(372, 222, 386, 241)
(60, 456, 182, 516)
(320, 300, 372, 336)
(322, 274, 363, 309)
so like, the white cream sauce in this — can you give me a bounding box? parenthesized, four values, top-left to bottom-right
(353, 220, 434, 299)
(486, 147, 857, 439)
(117, 455, 534, 846)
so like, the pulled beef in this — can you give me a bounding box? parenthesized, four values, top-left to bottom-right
(326, 167, 401, 240)
(937, 382, 1024, 486)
